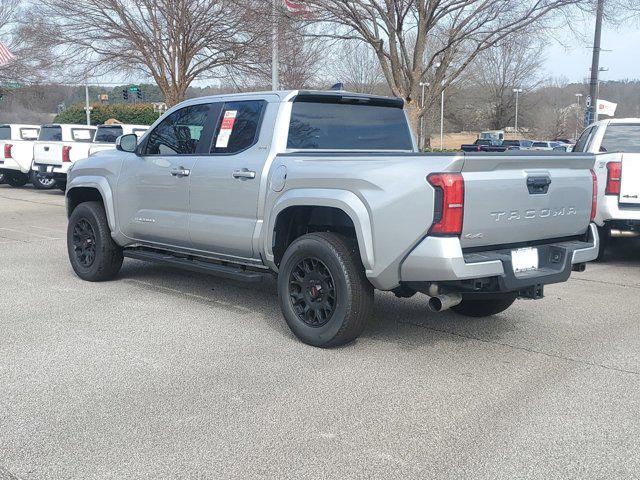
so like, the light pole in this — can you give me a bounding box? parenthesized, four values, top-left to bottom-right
(419, 81, 429, 150)
(574, 93, 583, 140)
(440, 88, 444, 150)
(512, 88, 523, 133)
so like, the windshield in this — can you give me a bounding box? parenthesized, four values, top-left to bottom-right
(0, 126, 10, 140)
(94, 126, 124, 143)
(600, 124, 640, 153)
(39, 126, 62, 141)
(287, 100, 413, 150)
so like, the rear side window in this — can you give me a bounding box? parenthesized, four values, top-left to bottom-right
(532, 142, 547, 147)
(39, 126, 62, 141)
(600, 124, 640, 153)
(0, 126, 10, 140)
(20, 128, 39, 140)
(144, 104, 210, 155)
(210, 100, 265, 154)
(94, 126, 123, 143)
(288, 101, 413, 150)
(72, 128, 95, 142)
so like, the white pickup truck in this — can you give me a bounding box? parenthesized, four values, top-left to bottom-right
(0, 124, 57, 189)
(89, 124, 149, 156)
(574, 118, 640, 257)
(32, 123, 97, 190)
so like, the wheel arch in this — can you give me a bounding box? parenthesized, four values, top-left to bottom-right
(66, 176, 117, 233)
(266, 189, 374, 272)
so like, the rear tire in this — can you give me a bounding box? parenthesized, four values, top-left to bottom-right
(5, 172, 28, 187)
(67, 201, 123, 281)
(278, 232, 373, 348)
(30, 171, 58, 190)
(0, 173, 5, 184)
(596, 226, 609, 261)
(451, 293, 517, 317)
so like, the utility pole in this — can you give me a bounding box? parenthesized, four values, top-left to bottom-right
(587, 0, 605, 125)
(84, 83, 91, 126)
(440, 89, 444, 150)
(512, 88, 523, 133)
(419, 82, 429, 150)
(271, 0, 279, 91)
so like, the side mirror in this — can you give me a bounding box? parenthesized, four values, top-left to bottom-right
(116, 134, 138, 153)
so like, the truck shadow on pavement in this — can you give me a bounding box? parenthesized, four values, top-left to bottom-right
(117, 260, 514, 348)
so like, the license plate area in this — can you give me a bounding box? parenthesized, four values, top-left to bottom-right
(511, 247, 538, 273)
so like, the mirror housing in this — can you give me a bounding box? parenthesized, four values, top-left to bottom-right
(116, 134, 138, 153)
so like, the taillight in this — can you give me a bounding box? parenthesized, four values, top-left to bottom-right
(590, 169, 597, 222)
(427, 173, 465, 236)
(4, 144, 12, 159)
(62, 146, 72, 163)
(605, 161, 621, 196)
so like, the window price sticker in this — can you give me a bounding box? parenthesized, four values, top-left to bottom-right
(215, 110, 238, 148)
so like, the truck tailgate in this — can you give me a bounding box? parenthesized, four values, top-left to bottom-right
(460, 153, 595, 249)
(619, 153, 640, 205)
(34, 142, 63, 165)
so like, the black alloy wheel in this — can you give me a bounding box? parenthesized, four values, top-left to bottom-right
(288, 257, 337, 327)
(71, 218, 97, 268)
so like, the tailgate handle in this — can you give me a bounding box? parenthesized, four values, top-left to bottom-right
(527, 176, 551, 194)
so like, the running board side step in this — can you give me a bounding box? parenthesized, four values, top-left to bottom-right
(123, 249, 272, 283)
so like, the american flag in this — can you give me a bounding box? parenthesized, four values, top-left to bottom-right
(284, 0, 306, 14)
(0, 42, 15, 67)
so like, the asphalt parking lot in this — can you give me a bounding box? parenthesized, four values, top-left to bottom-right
(1, 185, 639, 480)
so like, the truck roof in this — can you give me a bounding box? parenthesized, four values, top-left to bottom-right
(178, 90, 404, 108)
(589, 118, 640, 127)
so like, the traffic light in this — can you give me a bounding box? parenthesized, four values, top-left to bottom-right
(122, 89, 129, 101)
(136, 89, 142, 100)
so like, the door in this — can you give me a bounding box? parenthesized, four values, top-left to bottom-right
(188, 99, 269, 259)
(117, 103, 214, 248)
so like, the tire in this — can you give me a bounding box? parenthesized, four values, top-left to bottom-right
(67, 201, 123, 281)
(5, 172, 28, 187)
(277, 232, 373, 348)
(451, 293, 517, 317)
(596, 226, 609, 261)
(30, 171, 58, 190)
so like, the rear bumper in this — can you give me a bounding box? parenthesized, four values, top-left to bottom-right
(33, 162, 69, 179)
(400, 223, 598, 292)
(0, 158, 30, 174)
(596, 196, 640, 225)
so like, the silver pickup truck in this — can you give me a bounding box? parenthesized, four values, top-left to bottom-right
(64, 90, 599, 347)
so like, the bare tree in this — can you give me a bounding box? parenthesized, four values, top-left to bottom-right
(31, 0, 267, 105)
(328, 41, 385, 94)
(306, 0, 586, 146)
(465, 32, 544, 130)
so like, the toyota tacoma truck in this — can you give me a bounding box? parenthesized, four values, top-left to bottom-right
(64, 90, 599, 347)
(573, 118, 640, 258)
(89, 124, 149, 156)
(0, 124, 57, 189)
(33, 123, 97, 190)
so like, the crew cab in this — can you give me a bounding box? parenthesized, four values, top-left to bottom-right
(32, 123, 97, 189)
(0, 124, 56, 189)
(574, 118, 640, 257)
(89, 124, 148, 156)
(64, 91, 599, 347)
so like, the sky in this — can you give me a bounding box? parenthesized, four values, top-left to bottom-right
(543, 23, 640, 83)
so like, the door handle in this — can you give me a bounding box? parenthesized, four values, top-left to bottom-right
(232, 169, 256, 180)
(170, 167, 190, 177)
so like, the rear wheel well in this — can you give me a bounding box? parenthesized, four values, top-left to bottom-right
(273, 206, 358, 266)
(67, 187, 104, 218)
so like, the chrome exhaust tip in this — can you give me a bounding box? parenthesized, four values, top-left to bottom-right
(427, 293, 463, 312)
(609, 229, 640, 238)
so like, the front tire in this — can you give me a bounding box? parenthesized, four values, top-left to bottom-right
(451, 293, 517, 317)
(30, 171, 58, 190)
(5, 172, 28, 187)
(278, 232, 373, 348)
(67, 201, 123, 281)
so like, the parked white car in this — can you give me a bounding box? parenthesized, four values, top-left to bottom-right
(32, 124, 97, 189)
(532, 141, 560, 151)
(574, 118, 640, 257)
(89, 124, 148, 156)
(0, 124, 57, 189)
